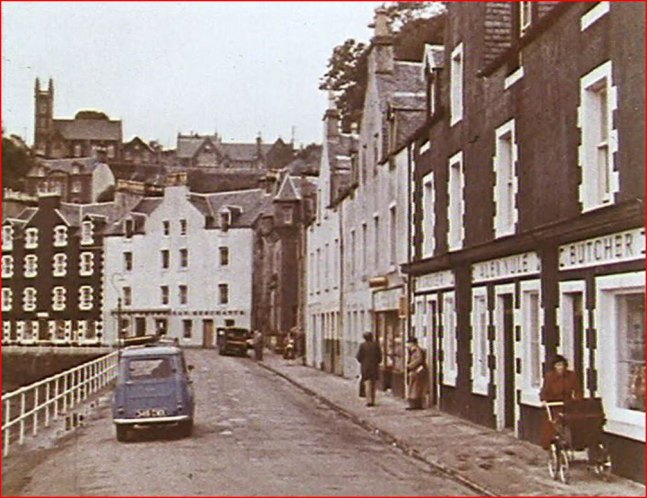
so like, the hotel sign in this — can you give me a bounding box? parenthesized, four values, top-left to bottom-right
(415, 270, 455, 292)
(559, 228, 645, 270)
(472, 252, 540, 283)
(374, 287, 402, 312)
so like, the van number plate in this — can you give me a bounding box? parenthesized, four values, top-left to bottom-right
(136, 408, 167, 418)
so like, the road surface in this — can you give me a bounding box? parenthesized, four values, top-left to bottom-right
(15, 350, 475, 496)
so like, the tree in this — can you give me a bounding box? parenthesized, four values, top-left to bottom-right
(2, 135, 33, 190)
(75, 110, 109, 120)
(320, 2, 446, 131)
(96, 184, 115, 202)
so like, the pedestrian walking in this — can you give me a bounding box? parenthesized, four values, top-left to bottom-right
(405, 337, 429, 410)
(356, 332, 382, 407)
(252, 330, 264, 362)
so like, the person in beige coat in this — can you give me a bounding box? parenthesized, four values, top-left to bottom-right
(406, 337, 429, 410)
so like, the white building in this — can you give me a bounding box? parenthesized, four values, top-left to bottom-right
(103, 176, 271, 346)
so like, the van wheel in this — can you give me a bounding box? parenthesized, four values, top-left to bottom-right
(116, 425, 131, 442)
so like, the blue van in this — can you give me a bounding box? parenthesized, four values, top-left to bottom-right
(112, 342, 195, 441)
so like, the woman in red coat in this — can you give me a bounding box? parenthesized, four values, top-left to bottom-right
(539, 355, 583, 449)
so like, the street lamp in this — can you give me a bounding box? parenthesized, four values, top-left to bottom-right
(110, 272, 124, 351)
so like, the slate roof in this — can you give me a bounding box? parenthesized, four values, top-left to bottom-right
(28, 157, 104, 177)
(176, 135, 274, 162)
(189, 188, 273, 228)
(275, 175, 301, 201)
(131, 198, 164, 216)
(53, 118, 122, 141)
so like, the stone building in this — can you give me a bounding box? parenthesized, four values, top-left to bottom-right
(2, 194, 116, 346)
(403, 1, 645, 482)
(33, 79, 122, 160)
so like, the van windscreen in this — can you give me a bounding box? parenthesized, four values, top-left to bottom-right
(127, 358, 173, 380)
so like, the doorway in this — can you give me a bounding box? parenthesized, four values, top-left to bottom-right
(155, 318, 168, 336)
(495, 286, 516, 432)
(135, 317, 146, 337)
(427, 296, 440, 407)
(203, 319, 214, 348)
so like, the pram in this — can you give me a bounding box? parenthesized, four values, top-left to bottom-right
(545, 398, 612, 484)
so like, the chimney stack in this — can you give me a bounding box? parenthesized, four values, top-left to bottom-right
(369, 8, 394, 74)
(324, 90, 340, 141)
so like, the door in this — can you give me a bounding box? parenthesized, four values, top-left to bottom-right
(571, 294, 585, 390)
(203, 319, 214, 348)
(428, 297, 440, 407)
(502, 294, 515, 429)
(135, 317, 146, 337)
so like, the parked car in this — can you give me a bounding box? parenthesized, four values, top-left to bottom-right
(216, 327, 251, 357)
(112, 338, 195, 441)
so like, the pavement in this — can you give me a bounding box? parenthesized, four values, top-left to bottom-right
(258, 352, 646, 497)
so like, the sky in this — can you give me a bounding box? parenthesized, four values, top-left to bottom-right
(1, 1, 383, 149)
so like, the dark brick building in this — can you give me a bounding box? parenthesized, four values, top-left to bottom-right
(402, 2, 645, 481)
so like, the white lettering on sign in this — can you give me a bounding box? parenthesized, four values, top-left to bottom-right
(558, 228, 645, 270)
(416, 270, 454, 292)
(472, 252, 540, 283)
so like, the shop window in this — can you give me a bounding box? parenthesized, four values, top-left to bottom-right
(471, 289, 489, 395)
(23, 288, 37, 312)
(2, 255, 14, 278)
(616, 293, 645, 413)
(520, 281, 543, 405)
(79, 252, 94, 276)
(442, 292, 458, 386)
(52, 253, 67, 277)
(183, 319, 192, 339)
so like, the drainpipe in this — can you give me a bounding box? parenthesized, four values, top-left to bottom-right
(405, 143, 414, 399)
(338, 202, 345, 377)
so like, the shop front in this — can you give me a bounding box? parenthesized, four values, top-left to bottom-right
(373, 286, 406, 397)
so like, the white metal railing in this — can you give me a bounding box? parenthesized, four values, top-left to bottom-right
(1, 351, 119, 456)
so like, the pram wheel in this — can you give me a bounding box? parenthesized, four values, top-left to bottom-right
(548, 443, 570, 484)
(548, 444, 560, 480)
(558, 448, 570, 484)
(590, 443, 612, 479)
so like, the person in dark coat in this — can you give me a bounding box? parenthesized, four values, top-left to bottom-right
(252, 330, 264, 362)
(539, 354, 583, 449)
(406, 337, 429, 410)
(356, 332, 382, 407)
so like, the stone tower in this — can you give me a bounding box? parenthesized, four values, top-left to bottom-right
(34, 78, 54, 155)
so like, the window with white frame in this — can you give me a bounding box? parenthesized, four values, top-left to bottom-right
(581, 2, 610, 31)
(24, 255, 38, 278)
(2, 255, 14, 279)
(471, 288, 489, 394)
(183, 319, 193, 339)
(80, 221, 94, 245)
(3, 321, 11, 340)
(448, 152, 465, 251)
(52, 287, 66, 311)
(579, 61, 617, 212)
(2, 288, 12, 311)
(494, 119, 518, 237)
(422, 171, 435, 257)
(25, 228, 38, 249)
(23, 287, 37, 312)
(442, 292, 458, 386)
(596, 272, 645, 441)
(52, 253, 67, 277)
(79, 286, 93, 310)
(450, 43, 464, 126)
(79, 252, 94, 276)
(53, 226, 68, 247)
(521, 281, 542, 403)
(2, 225, 13, 251)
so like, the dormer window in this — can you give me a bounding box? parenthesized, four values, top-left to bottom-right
(124, 219, 135, 239)
(2, 225, 14, 251)
(81, 221, 94, 245)
(25, 228, 38, 249)
(73, 144, 82, 157)
(53, 226, 68, 247)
